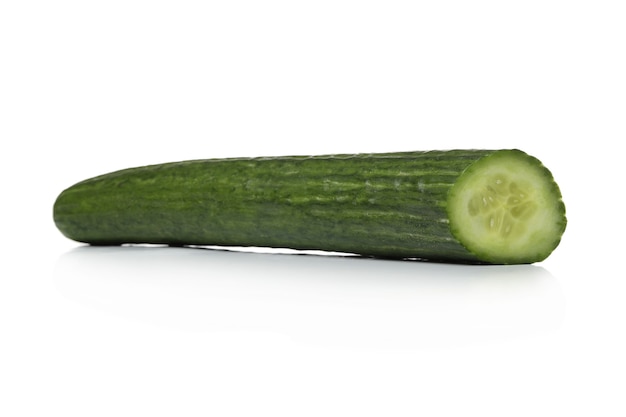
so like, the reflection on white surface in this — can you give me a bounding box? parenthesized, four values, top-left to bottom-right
(54, 245, 565, 350)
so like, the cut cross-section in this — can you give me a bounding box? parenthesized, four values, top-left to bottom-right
(447, 150, 566, 264)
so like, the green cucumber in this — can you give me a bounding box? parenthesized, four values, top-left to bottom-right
(53, 149, 566, 264)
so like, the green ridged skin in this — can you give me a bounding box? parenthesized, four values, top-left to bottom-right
(53, 149, 567, 264)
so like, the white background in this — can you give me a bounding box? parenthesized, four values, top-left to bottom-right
(1, 1, 625, 416)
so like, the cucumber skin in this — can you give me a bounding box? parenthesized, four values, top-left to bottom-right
(55, 150, 512, 263)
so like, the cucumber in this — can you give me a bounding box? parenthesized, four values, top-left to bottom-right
(53, 149, 566, 264)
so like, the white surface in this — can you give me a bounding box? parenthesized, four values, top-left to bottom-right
(1, 1, 625, 416)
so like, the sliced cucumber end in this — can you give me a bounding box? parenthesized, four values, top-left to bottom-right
(448, 149, 566, 264)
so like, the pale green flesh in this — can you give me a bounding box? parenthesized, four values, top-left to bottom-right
(448, 150, 566, 264)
